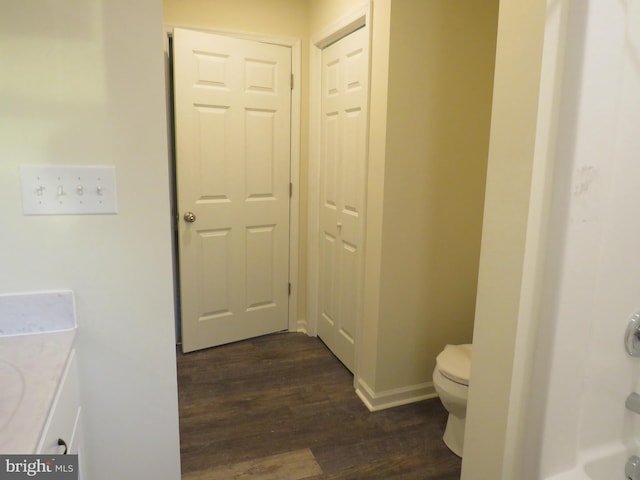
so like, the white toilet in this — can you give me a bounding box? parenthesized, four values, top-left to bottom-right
(432, 344, 472, 457)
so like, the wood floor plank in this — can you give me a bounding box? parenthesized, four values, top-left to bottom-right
(177, 332, 462, 479)
(182, 449, 322, 480)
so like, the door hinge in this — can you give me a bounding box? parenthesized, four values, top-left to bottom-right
(289, 182, 293, 198)
(288, 282, 291, 296)
(291, 73, 294, 90)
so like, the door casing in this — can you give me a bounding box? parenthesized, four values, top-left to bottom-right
(307, 3, 372, 379)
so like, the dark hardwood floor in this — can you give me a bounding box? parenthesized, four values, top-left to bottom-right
(177, 332, 461, 479)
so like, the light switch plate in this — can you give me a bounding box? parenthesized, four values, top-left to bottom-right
(21, 165, 118, 215)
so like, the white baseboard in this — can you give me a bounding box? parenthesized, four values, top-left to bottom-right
(355, 378, 438, 412)
(294, 318, 310, 335)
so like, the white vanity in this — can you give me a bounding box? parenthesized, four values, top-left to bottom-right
(0, 291, 84, 477)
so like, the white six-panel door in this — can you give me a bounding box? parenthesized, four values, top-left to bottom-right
(318, 27, 368, 372)
(173, 28, 291, 353)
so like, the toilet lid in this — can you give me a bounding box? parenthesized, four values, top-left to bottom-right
(436, 344, 472, 386)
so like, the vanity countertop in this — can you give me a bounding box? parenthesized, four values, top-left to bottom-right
(0, 330, 76, 454)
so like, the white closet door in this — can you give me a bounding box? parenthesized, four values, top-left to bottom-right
(318, 27, 368, 372)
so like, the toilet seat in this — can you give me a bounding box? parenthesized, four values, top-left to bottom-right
(436, 344, 472, 386)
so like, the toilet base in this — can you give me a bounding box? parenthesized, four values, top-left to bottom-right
(442, 413, 465, 457)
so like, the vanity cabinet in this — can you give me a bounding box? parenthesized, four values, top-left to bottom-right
(36, 349, 85, 478)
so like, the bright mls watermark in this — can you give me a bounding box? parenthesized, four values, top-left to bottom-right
(0, 456, 77, 479)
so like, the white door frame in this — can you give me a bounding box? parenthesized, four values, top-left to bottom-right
(164, 25, 302, 335)
(462, 1, 572, 477)
(307, 3, 372, 364)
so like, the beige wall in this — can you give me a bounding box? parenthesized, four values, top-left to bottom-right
(163, 0, 311, 321)
(164, 0, 308, 38)
(0, 1, 181, 478)
(363, 0, 498, 393)
(308, 0, 365, 34)
(461, 0, 547, 477)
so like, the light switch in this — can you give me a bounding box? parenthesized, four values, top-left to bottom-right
(21, 165, 118, 215)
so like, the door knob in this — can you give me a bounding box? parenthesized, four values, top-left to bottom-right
(625, 311, 640, 356)
(57, 438, 68, 455)
(183, 212, 196, 223)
